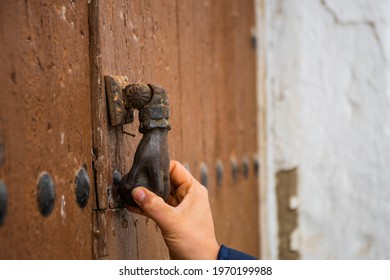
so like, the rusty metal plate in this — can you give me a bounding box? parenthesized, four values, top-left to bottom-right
(104, 75, 133, 126)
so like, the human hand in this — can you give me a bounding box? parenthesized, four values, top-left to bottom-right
(127, 160, 220, 260)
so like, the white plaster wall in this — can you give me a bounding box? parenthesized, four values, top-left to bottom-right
(261, 0, 390, 259)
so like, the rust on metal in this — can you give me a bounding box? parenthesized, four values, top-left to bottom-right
(104, 76, 133, 126)
(124, 83, 152, 110)
(104, 77, 171, 208)
(119, 84, 170, 207)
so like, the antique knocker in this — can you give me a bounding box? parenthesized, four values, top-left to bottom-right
(104, 76, 170, 207)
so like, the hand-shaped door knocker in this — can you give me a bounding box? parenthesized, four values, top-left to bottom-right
(105, 76, 170, 208)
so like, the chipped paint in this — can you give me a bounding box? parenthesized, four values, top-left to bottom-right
(60, 6, 66, 21)
(276, 168, 299, 260)
(263, 0, 390, 259)
(60, 194, 66, 221)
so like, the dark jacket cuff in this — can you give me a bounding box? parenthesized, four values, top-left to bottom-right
(217, 244, 257, 260)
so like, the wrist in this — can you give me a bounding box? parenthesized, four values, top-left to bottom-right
(193, 237, 220, 260)
(208, 239, 221, 260)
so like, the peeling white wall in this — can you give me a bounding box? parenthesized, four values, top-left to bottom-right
(260, 0, 390, 259)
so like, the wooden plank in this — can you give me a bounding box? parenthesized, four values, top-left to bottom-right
(89, 0, 181, 259)
(177, 0, 259, 257)
(90, 0, 259, 259)
(222, 0, 259, 257)
(0, 0, 93, 258)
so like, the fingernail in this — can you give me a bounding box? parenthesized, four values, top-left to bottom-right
(132, 188, 146, 202)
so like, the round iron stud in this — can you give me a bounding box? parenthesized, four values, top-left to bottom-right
(37, 172, 56, 216)
(0, 144, 4, 166)
(242, 156, 250, 179)
(200, 163, 208, 188)
(253, 156, 260, 177)
(0, 180, 8, 226)
(216, 160, 223, 187)
(184, 163, 191, 172)
(113, 170, 122, 185)
(75, 166, 90, 208)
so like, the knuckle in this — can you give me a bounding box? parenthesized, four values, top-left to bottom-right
(142, 195, 163, 212)
(197, 183, 209, 196)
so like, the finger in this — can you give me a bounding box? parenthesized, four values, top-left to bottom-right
(132, 187, 175, 227)
(167, 193, 181, 207)
(169, 160, 194, 190)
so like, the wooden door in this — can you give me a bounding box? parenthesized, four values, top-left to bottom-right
(0, 1, 93, 258)
(0, 0, 259, 259)
(90, 0, 259, 259)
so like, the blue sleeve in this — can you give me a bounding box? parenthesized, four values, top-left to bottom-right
(217, 244, 257, 260)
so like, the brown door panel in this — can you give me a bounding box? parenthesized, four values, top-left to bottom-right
(0, 1, 93, 259)
(0, 0, 259, 260)
(90, 0, 259, 259)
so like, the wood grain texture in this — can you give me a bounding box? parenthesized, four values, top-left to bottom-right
(0, 0, 93, 259)
(177, 0, 259, 257)
(89, 0, 180, 259)
(91, 0, 259, 259)
(0, 0, 259, 260)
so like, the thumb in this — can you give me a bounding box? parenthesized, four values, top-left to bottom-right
(132, 187, 175, 227)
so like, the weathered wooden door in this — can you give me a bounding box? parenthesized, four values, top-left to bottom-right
(0, 0, 93, 259)
(0, 0, 259, 259)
